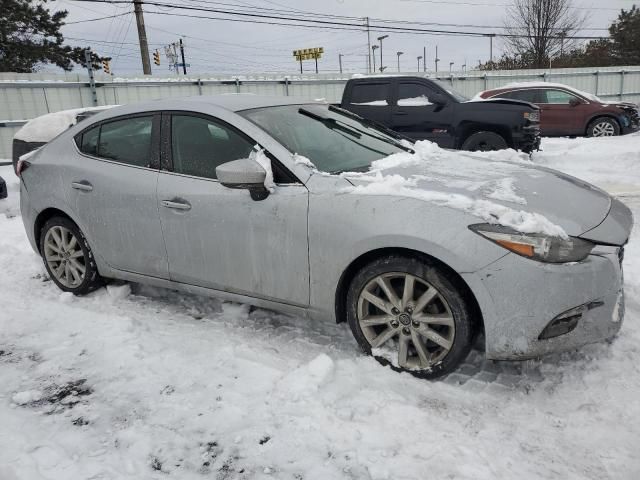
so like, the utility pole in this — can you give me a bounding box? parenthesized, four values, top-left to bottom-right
(396, 51, 403, 72)
(133, 1, 152, 75)
(488, 33, 495, 68)
(417, 55, 422, 72)
(377, 35, 388, 72)
(365, 17, 372, 73)
(372, 45, 378, 72)
(449, 62, 454, 73)
(423, 46, 426, 72)
(435, 45, 439, 73)
(338, 54, 343, 74)
(84, 48, 98, 106)
(179, 38, 187, 75)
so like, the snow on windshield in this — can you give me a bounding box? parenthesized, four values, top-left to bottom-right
(350, 100, 388, 106)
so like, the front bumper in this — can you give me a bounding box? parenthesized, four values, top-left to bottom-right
(513, 125, 541, 153)
(464, 246, 624, 360)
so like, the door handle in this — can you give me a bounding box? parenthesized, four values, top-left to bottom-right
(161, 200, 192, 211)
(71, 181, 93, 192)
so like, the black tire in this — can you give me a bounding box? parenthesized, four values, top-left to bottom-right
(461, 131, 508, 152)
(39, 216, 103, 295)
(345, 255, 475, 379)
(587, 117, 620, 137)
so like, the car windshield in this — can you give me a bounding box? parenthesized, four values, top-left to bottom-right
(431, 80, 469, 102)
(240, 104, 408, 174)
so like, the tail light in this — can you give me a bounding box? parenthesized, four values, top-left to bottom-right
(16, 159, 31, 177)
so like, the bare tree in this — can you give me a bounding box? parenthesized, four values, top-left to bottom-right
(504, 0, 587, 68)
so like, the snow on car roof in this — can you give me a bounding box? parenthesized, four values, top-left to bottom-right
(499, 82, 601, 102)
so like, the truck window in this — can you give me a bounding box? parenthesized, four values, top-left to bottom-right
(349, 83, 389, 106)
(397, 83, 436, 106)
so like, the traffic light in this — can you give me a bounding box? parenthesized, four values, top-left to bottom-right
(153, 50, 161, 66)
(102, 59, 110, 75)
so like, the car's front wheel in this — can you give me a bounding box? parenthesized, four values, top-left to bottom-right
(40, 216, 103, 295)
(346, 255, 475, 379)
(587, 117, 620, 137)
(460, 131, 508, 151)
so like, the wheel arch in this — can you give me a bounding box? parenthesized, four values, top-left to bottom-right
(334, 247, 485, 338)
(585, 114, 621, 135)
(456, 122, 513, 149)
(34, 207, 78, 254)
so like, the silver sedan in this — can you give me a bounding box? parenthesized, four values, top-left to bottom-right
(18, 95, 632, 378)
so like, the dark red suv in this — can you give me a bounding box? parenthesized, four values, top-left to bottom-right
(478, 83, 639, 138)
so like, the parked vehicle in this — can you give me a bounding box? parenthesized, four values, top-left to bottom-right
(18, 95, 631, 378)
(0, 175, 6, 199)
(340, 75, 541, 152)
(12, 106, 114, 174)
(478, 82, 640, 137)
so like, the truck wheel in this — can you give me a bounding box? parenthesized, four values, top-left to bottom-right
(461, 131, 508, 152)
(587, 117, 619, 137)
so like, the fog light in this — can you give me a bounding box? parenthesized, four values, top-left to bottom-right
(538, 301, 605, 340)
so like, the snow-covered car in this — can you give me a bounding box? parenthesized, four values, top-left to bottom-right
(12, 106, 115, 174)
(477, 82, 640, 138)
(17, 95, 633, 378)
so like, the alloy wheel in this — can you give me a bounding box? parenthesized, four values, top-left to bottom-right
(592, 121, 615, 137)
(357, 272, 455, 370)
(43, 225, 86, 288)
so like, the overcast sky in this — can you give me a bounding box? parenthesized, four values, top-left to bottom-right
(50, 0, 638, 76)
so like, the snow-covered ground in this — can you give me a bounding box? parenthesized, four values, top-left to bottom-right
(1, 134, 639, 480)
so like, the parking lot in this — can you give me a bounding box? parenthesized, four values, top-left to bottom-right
(1, 133, 639, 480)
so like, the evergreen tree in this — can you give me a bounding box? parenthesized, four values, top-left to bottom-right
(609, 5, 640, 65)
(0, 0, 106, 72)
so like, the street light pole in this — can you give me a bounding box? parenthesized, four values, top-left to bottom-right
(435, 45, 439, 73)
(372, 45, 378, 72)
(377, 35, 388, 72)
(449, 62, 454, 73)
(396, 51, 403, 72)
(339, 53, 343, 74)
(417, 55, 422, 72)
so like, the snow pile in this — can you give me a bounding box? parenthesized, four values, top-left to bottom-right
(293, 153, 316, 169)
(11, 390, 43, 406)
(13, 106, 115, 143)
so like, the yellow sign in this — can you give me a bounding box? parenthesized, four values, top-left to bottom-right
(293, 47, 324, 60)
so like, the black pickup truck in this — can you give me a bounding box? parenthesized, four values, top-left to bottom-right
(340, 76, 541, 153)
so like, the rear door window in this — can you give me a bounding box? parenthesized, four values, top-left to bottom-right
(98, 116, 154, 167)
(540, 89, 580, 104)
(349, 83, 390, 106)
(496, 90, 539, 103)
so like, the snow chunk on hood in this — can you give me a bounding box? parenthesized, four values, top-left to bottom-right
(343, 141, 568, 238)
(13, 106, 116, 143)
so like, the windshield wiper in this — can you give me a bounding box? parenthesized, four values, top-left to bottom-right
(299, 108, 362, 139)
(328, 105, 415, 150)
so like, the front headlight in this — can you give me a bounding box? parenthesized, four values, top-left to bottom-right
(524, 110, 540, 123)
(469, 224, 595, 263)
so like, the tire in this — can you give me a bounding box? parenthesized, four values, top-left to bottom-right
(39, 216, 103, 295)
(587, 117, 620, 137)
(461, 131, 508, 152)
(345, 255, 475, 379)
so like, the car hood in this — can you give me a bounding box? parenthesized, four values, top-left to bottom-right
(342, 142, 616, 240)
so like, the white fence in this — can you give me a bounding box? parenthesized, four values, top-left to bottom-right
(1, 65, 639, 159)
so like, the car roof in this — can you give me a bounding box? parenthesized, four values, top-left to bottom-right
(124, 94, 321, 113)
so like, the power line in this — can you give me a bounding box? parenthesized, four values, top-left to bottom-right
(68, 0, 609, 39)
(396, 0, 625, 10)
(64, 11, 132, 24)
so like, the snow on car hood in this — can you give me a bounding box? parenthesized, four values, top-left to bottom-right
(342, 141, 612, 238)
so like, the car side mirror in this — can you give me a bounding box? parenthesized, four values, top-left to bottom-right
(430, 92, 447, 107)
(216, 157, 270, 201)
(569, 98, 581, 107)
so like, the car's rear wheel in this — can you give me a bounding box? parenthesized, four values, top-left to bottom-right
(40, 216, 103, 295)
(587, 117, 620, 137)
(460, 131, 508, 151)
(346, 255, 475, 379)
